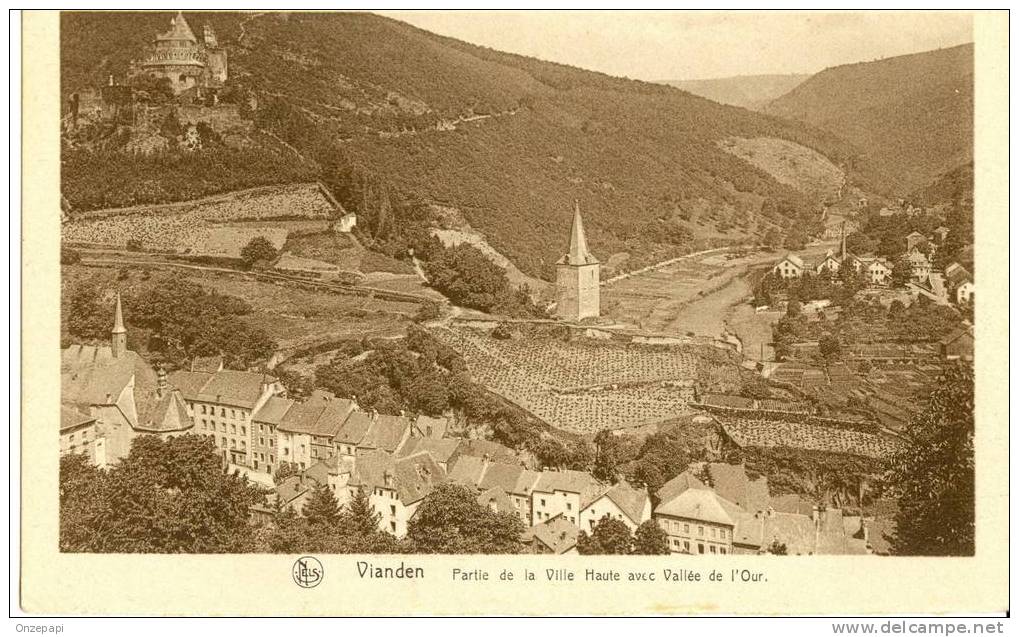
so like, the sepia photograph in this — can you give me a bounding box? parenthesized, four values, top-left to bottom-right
(15, 6, 1010, 620)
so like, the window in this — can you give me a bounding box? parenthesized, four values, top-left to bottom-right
(711, 528, 716, 538)
(684, 541, 690, 552)
(231, 424, 236, 434)
(201, 405, 207, 415)
(390, 521, 396, 533)
(720, 548, 727, 555)
(220, 408, 226, 417)
(241, 441, 246, 450)
(69, 432, 75, 441)
(698, 544, 705, 554)
(390, 505, 396, 515)
(710, 546, 716, 554)
(241, 426, 246, 436)
(259, 437, 264, 446)
(221, 437, 227, 447)
(698, 526, 704, 536)
(684, 523, 690, 534)
(220, 423, 226, 433)
(231, 409, 236, 419)
(566, 503, 572, 511)
(540, 498, 546, 507)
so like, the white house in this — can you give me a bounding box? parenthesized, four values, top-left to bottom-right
(773, 254, 805, 279)
(579, 481, 651, 532)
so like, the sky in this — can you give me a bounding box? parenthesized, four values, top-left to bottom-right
(380, 11, 973, 81)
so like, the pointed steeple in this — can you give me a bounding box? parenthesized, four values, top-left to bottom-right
(111, 293, 127, 359)
(565, 200, 597, 265)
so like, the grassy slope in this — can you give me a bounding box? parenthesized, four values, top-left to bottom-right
(62, 11, 859, 279)
(765, 44, 973, 196)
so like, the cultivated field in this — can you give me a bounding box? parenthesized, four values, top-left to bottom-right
(430, 324, 742, 434)
(717, 414, 902, 459)
(62, 183, 336, 258)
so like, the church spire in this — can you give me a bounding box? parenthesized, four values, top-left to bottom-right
(566, 200, 596, 265)
(111, 293, 127, 359)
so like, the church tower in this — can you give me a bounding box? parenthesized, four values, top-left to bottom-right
(555, 201, 600, 321)
(111, 293, 127, 359)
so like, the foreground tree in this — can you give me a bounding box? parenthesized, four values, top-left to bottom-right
(302, 483, 341, 527)
(577, 515, 633, 555)
(60, 435, 261, 553)
(406, 483, 524, 553)
(632, 520, 670, 555)
(886, 366, 974, 555)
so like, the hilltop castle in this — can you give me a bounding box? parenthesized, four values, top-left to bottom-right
(555, 202, 600, 321)
(135, 11, 228, 96)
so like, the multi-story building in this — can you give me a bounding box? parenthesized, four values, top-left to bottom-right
(276, 391, 356, 470)
(347, 449, 445, 537)
(250, 395, 293, 474)
(773, 254, 804, 279)
(170, 367, 283, 467)
(579, 481, 651, 532)
(530, 469, 605, 527)
(654, 472, 737, 555)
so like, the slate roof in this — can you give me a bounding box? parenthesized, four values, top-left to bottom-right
(396, 437, 462, 465)
(60, 404, 95, 432)
(655, 486, 737, 527)
(534, 470, 606, 508)
(655, 471, 708, 506)
(526, 515, 580, 554)
(602, 481, 650, 525)
(445, 455, 487, 487)
(413, 414, 450, 439)
(252, 396, 295, 425)
(62, 344, 160, 428)
(512, 470, 543, 497)
(456, 439, 517, 464)
(168, 369, 275, 409)
(479, 462, 525, 493)
(190, 354, 223, 373)
(137, 389, 192, 433)
(944, 262, 973, 286)
(707, 463, 771, 513)
(477, 486, 515, 515)
(333, 410, 374, 445)
(278, 392, 355, 437)
(360, 414, 411, 452)
(350, 449, 445, 505)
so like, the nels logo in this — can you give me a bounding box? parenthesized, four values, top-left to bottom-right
(292, 556, 324, 588)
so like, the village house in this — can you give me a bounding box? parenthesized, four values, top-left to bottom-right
(906, 248, 932, 282)
(60, 405, 103, 465)
(275, 391, 357, 471)
(169, 365, 284, 468)
(865, 258, 892, 285)
(578, 481, 652, 532)
(944, 262, 974, 305)
(333, 410, 375, 459)
(525, 515, 581, 555)
(530, 470, 606, 527)
(654, 472, 737, 555)
(395, 437, 461, 472)
(347, 449, 445, 537)
(62, 294, 193, 465)
(905, 231, 928, 252)
(356, 412, 413, 456)
(939, 327, 974, 362)
(773, 253, 805, 279)
(250, 395, 293, 474)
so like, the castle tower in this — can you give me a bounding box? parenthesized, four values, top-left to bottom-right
(111, 293, 127, 359)
(140, 11, 206, 95)
(555, 201, 600, 321)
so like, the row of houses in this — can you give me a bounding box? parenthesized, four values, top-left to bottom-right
(267, 436, 876, 556)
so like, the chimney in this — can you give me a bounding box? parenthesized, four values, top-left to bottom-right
(383, 469, 394, 489)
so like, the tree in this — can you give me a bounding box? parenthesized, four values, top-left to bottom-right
(302, 484, 341, 527)
(406, 483, 524, 553)
(273, 461, 298, 484)
(339, 487, 402, 553)
(577, 515, 633, 554)
(240, 236, 279, 268)
(762, 228, 783, 251)
(890, 256, 912, 288)
(818, 334, 842, 364)
(886, 367, 974, 556)
(632, 520, 670, 554)
(60, 435, 260, 553)
(592, 430, 620, 483)
(765, 540, 788, 555)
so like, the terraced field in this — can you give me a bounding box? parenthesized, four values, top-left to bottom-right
(429, 325, 735, 434)
(717, 415, 903, 459)
(62, 183, 336, 258)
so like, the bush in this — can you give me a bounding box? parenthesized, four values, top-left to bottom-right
(240, 236, 279, 268)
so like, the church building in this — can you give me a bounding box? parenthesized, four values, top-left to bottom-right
(555, 202, 600, 321)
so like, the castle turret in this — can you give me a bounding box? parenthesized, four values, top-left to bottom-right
(111, 293, 127, 359)
(555, 201, 600, 321)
